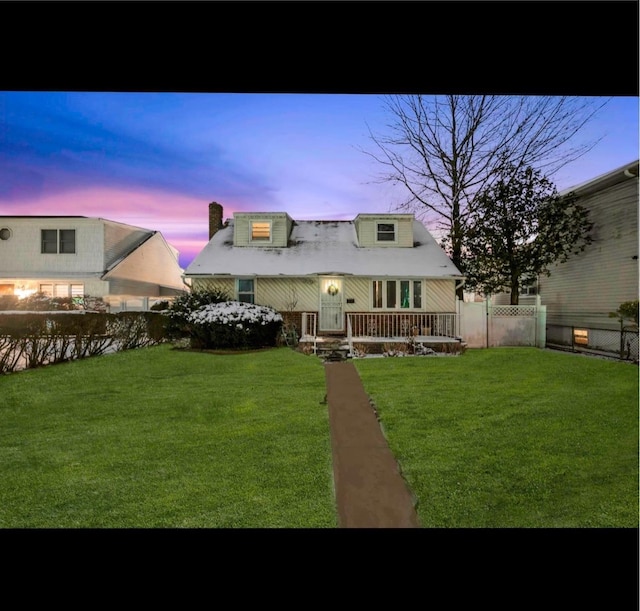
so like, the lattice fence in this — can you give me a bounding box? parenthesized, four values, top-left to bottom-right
(491, 305, 537, 317)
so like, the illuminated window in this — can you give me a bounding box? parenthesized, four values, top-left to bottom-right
(39, 283, 84, 298)
(251, 221, 271, 241)
(41, 229, 75, 254)
(573, 329, 588, 345)
(372, 279, 422, 309)
(237, 278, 255, 304)
(376, 222, 396, 242)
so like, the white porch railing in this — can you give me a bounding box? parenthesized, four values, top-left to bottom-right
(300, 312, 317, 339)
(346, 312, 457, 339)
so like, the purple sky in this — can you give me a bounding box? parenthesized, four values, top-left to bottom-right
(0, 92, 637, 269)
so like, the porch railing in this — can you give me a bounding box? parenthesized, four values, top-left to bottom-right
(300, 312, 317, 338)
(346, 312, 457, 339)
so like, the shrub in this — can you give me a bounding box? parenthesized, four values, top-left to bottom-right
(163, 289, 230, 339)
(186, 301, 283, 349)
(0, 295, 19, 311)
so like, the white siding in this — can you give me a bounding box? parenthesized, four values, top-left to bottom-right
(256, 278, 318, 311)
(104, 232, 184, 291)
(344, 278, 370, 311)
(424, 279, 457, 311)
(191, 278, 235, 297)
(542, 178, 638, 329)
(0, 217, 105, 273)
(354, 215, 414, 247)
(233, 213, 292, 247)
(104, 221, 153, 268)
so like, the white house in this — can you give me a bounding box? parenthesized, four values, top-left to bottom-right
(0, 216, 187, 311)
(184, 203, 464, 345)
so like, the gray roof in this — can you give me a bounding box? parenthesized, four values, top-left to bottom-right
(185, 218, 463, 278)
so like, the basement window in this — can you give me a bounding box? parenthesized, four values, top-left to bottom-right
(573, 329, 589, 346)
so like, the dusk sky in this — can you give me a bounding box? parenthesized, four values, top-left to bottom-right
(0, 92, 637, 269)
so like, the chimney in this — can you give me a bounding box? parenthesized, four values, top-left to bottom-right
(209, 202, 224, 239)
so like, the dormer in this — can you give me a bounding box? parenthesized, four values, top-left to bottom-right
(354, 213, 415, 247)
(233, 212, 294, 247)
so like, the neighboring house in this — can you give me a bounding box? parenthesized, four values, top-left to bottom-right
(0, 216, 187, 311)
(184, 203, 464, 345)
(538, 159, 639, 353)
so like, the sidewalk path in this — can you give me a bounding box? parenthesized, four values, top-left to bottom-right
(323, 361, 420, 528)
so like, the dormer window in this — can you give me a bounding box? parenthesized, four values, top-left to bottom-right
(251, 221, 272, 242)
(376, 222, 397, 243)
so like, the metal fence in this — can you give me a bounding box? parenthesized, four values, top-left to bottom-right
(546, 324, 639, 361)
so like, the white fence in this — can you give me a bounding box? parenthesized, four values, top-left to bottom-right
(458, 299, 547, 348)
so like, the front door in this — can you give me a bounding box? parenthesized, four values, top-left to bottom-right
(319, 277, 344, 332)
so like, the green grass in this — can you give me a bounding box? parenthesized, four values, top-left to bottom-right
(1, 345, 637, 528)
(354, 348, 639, 527)
(0, 345, 336, 528)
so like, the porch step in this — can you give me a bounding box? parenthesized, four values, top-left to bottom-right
(315, 339, 351, 361)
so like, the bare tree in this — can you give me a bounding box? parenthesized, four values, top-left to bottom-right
(363, 95, 609, 299)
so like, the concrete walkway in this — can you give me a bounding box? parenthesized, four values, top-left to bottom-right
(323, 361, 420, 528)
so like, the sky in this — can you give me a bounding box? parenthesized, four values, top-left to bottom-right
(0, 92, 638, 269)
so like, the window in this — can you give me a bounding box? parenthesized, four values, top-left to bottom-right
(41, 230, 58, 253)
(376, 222, 396, 242)
(372, 279, 422, 309)
(59, 230, 76, 253)
(39, 283, 84, 298)
(237, 278, 255, 304)
(573, 329, 588, 346)
(0, 227, 11, 240)
(251, 221, 271, 241)
(520, 283, 538, 296)
(41, 229, 75, 254)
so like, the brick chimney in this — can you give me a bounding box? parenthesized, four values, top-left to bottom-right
(209, 202, 224, 239)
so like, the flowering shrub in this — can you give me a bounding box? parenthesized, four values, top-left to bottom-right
(186, 301, 283, 349)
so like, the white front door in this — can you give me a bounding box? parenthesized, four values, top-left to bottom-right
(319, 277, 344, 332)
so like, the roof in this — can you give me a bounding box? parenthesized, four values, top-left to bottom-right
(559, 159, 639, 197)
(185, 218, 463, 278)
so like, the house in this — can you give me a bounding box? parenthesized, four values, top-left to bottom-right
(0, 216, 187, 311)
(184, 203, 464, 349)
(537, 159, 639, 354)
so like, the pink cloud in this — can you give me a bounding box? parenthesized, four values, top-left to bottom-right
(0, 186, 242, 268)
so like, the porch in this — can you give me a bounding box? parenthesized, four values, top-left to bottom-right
(298, 312, 461, 356)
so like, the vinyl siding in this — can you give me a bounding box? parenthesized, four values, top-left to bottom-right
(191, 277, 235, 297)
(193, 276, 456, 313)
(104, 221, 153, 269)
(354, 215, 414, 247)
(424, 279, 457, 311)
(233, 213, 292, 247)
(542, 178, 638, 329)
(0, 218, 105, 273)
(104, 232, 185, 291)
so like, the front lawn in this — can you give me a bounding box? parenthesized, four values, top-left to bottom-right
(1, 344, 637, 528)
(0, 345, 335, 528)
(354, 347, 639, 527)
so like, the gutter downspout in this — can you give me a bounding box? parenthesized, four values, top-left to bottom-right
(455, 279, 465, 338)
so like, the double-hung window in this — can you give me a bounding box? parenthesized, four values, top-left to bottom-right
(41, 229, 76, 254)
(375, 222, 397, 243)
(372, 279, 422, 309)
(237, 278, 255, 304)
